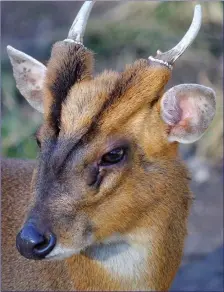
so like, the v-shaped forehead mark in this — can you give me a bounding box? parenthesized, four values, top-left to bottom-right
(60, 70, 120, 136)
(60, 60, 171, 143)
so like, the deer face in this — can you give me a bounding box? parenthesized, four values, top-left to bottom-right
(8, 2, 216, 261)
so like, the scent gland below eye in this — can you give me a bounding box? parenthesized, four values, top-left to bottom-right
(100, 147, 126, 166)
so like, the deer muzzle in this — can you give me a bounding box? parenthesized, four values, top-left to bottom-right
(16, 222, 56, 260)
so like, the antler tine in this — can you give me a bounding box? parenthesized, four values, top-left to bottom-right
(66, 1, 95, 44)
(153, 5, 202, 65)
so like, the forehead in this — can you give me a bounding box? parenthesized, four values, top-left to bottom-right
(60, 62, 171, 138)
(60, 71, 119, 137)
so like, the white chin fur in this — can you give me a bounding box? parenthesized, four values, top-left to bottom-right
(45, 244, 81, 260)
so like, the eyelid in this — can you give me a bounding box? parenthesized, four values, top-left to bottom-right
(103, 143, 129, 156)
(101, 138, 129, 154)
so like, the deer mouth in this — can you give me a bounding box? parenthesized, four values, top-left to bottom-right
(45, 244, 82, 260)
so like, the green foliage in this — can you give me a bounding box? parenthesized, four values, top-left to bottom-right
(1, 71, 41, 158)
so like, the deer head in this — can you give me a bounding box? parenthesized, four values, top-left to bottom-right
(7, 2, 215, 262)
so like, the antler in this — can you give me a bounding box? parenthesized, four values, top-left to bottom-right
(150, 4, 202, 66)
(64, 1, 95, 44)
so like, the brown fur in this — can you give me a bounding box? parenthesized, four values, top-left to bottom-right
(2, 156, 191, 291)
(1, 159, 73, 291)
(44, 42, 94, 133)
(2, 38, 193, 291)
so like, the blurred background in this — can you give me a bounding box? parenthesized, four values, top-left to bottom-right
(1, 1, 223, 290)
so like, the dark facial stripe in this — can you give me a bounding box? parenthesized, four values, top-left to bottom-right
(67, 60, 150, 144)
(94, 60, 146, 123)
(43, 58, 159, 171)
(46, 41, 93, 135)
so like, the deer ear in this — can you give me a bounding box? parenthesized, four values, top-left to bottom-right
(160, 84, 216, 144)
(7, 45, 46, 113)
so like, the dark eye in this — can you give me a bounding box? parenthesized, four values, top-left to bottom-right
(100, 148, 125, 166)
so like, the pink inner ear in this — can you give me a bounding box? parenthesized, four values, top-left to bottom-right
(178, 95, 199, 127)
(169, 95, 199, 140)
(163, 92, 202, 141)
(163, 93, 199, 128)
(161, 84, 216, 144)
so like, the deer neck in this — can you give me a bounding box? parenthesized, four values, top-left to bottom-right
(66, 230, 153, 290)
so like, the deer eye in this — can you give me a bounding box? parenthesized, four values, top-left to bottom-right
(100, 148, 126, 166)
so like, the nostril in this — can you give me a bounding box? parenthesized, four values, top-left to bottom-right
(16, 223, 56, 260)
(34, 232, 56, 256)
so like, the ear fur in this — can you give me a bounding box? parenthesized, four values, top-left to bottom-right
(7, 45, 46, 113)
(160, 84, 216, 144)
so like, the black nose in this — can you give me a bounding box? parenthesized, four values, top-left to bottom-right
(16, 223, 56, 260)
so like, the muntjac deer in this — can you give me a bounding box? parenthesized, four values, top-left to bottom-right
(2, 2, 216, 291)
